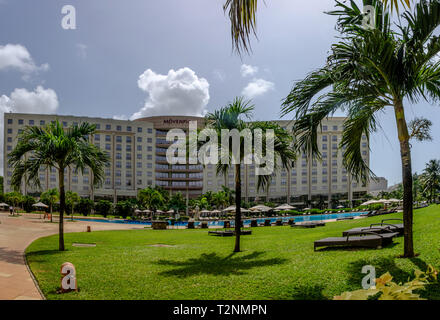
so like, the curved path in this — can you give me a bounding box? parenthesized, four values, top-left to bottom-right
(0, 212, 144, 300)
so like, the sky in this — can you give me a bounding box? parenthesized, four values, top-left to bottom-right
(0, 0, 439, 186)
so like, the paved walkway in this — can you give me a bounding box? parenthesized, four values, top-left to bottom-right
(0, 212, 144, 300)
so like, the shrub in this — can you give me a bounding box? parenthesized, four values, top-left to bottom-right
(114, 200, 135, 219)
(76, 198, 94, 216)
(95, 200, 113, 217)
(22, 195, 36, 213)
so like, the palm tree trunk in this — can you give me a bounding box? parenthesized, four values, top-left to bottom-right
(394, 100, 414, 258)
(234, 164, 242, 252)
(58, 168, 66, 251)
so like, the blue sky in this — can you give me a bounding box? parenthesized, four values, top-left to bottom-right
(0, 0, 439, 185)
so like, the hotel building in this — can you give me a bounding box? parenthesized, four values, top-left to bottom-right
(3, 113, 369, 207)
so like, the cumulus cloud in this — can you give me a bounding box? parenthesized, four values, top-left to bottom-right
(240, 64, 259, 77)
(130, 67, 210, 120)
(0, 86, 59, 172)
(0, 44, 49, 76)
(241, 78, 275, 98)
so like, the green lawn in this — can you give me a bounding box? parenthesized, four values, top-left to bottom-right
(26, 205, 440, 300)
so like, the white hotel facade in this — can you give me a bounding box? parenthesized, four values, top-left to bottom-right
(3, 113, 369, 207)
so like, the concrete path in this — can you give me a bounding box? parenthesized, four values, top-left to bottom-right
(0, 212, 144, 300)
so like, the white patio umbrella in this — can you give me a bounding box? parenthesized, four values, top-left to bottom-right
(249, 205, 273, 212)
(274, 204, 296, 211)
(223, 205, 237, 212)
(211, 210, 221, 216)
(155, 209, 164, 214)
(32, 202, 49, 208)
(142, 209, 152, 214)
(0, 202, 9, 207)
(360, 200, 378, 206)
(337, 205, 344, 209)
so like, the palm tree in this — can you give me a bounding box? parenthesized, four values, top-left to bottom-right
(280, 0, 440, 258)
(222, 0, 410, 54)
(421, 159, 440, 203)
(40, 188, 59, 222)
(206, 97, 296, 252)
(138, 186, 166, 214)
(65, 190, 80, 221)
(9, 120, 109, 251)
(221, 185, 235, 205)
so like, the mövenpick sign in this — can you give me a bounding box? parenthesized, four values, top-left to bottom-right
(165, 121, 275, 176)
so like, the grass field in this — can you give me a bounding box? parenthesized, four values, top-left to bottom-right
(26, 205, 440, 300)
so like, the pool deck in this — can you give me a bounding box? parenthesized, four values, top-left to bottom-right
(0, 212, 144, 300)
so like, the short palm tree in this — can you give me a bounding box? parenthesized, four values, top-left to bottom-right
(421, 159, 440, 203)
(9, 120, 109, 251)
(40, 188, 59, 222)
(138, 187, 166, 213)
(206, 97, 296, 252)
(222, 0, 410, 54)
(65, 190, 80, 221)
(280, 0, 440, 258)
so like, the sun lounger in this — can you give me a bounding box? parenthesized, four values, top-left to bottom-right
(292, 222, 325, 228)
(342, 219, 404, 237)
(336, 216, 354, 221)
(250, 220, 258, 227)
(208, 229, 252, 237)
(187, 221, 195, 229)
(264, 219, 271, 227)
(314, 231, 399, 251)
(275, 219, 283, 226)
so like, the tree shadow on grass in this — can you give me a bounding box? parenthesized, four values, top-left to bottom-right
(155, 251, 288, 277)
(290, 284, 328, 300)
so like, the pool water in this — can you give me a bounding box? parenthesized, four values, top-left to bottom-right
(74, 212, 366, 226)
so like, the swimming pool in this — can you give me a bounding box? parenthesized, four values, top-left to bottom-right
(74, 211, 366, 227)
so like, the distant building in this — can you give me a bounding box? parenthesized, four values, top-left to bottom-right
(4, 113, 370, 207)
(368, 177, 388, 197)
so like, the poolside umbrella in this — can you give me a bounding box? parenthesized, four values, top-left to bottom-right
(274, 204, 296, 211)
(303, 207, 311, 210)
(337, 205, 344, 209)
(143, 209, 151, 214)
(33, 202, 49, 208)
(360, 200, 377, 206)
(223, 205, 236, 212)
(211, 210, 221, 216)
(0, 202, 9, 207)
(155, 210, 164, 214)
(134, 209, 142, 215)
(249, 205, 272, 212)
(200, 209, 211, 217)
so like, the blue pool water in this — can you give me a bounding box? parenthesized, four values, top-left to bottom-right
(74, 211, 366, 226)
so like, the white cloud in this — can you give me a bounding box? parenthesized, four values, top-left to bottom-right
(0, 86, 59, 173)
(0, 44, 49, 75)
(130, 67, 210, 120)
(241, 78, 275, 98)
(240, 64, 259, 77)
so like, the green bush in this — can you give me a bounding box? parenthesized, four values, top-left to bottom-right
(22, 195, 36, 213)
(76, 198, 94, 216)
(95, 200, 113, 217)
(114, 200, 135, 219)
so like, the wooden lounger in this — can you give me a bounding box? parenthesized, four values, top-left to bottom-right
(208, 229, 252, 237)
(342, 219, 403, 236)
(291, 222, 325, 228)
(314, 231, 399, 251)
(337, 216, 354, 221)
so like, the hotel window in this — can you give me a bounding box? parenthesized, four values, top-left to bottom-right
(73, 122, 78, 126)
(281, 179, 287, 186)
(301, 160, 307, 168)
(332, 135, 337, 142)
(127, 126, 132, 132)
(322, 136, 328, 142)
(137, 145, 142, 151)
(105, 169, 111, 176)
(126, 153, 132, 160)
(116, 136, 122, 143)
(105, 178, 111, 185)
(342, 176, 347, 182)
(322, 177, 328, 183)
(147, 163, 152, 169)
(147, 128, 153, 134)
(72, 176, 78, 183)
(332, 144, 338, 150)
(322, 168, 328, 175)
(116, 170, 121, 177)
(40, 120, 45, 126)
(137, 127, 142, 133)
(147, 172, 152, 177)
(323, 160, 328, 167)
(116, 144, 122, 151)
(312, 178, 317, 184)
(137, 162, 142, 168)
(147, 146, 153, 152)
(137, 179, 143, 185)
(94, 134, 100, 141)
(116, 161, 121, 169)
(291, 169, 297, 176)
(332, 177, 338, 183)
(7, 145, 12, 151)
(115, 125, 121, 131)
(362, 150, 367, 156)
(147, 138, 152, 143)
(137, 137, 142, 142)
(29, 120, 34, 125)
(126, 137, 132, 143)
(137, 154, 142, 160)
(323, 125, 328, 131)
(302, 170, 307, 176)
(62, 121, 67, 127)
(147, 155, 152, 160)
(322, 143, 327, 150)
(322, 152, 327, 159)
(126, 162, 132, 169)
(7, 129, 12, 134)
(7, 119, 12, 124)
(115, 179, 121, 186)
(7, 137, 12, 143)
(126, 172, 132, 178)
(126, 145, 132, 152)
(291, 178, 297, 184)
(332, 169, 337, 175)
(106, 124, 111, 130)
(137, 171, 142, 177)
(116, 153, 122, 160)
(362, 142, 367, 148)
(105, 135, 111, 142)
(301, 178, 307, 184)
(332, 160, 337, 167)
(333, 125, 338, 131)
(362, 135, 367, 140)
(18, 119, 24, 125)
(332, 152, 338, 158)
(312, 169, 317, 175)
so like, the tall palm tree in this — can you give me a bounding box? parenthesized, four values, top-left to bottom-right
(206, 97, 296, 252)
(421, 159, 440, 203)
(223, 0, 410, 54)
(280, 0, 440, 258)
(9, 120, 109, 251)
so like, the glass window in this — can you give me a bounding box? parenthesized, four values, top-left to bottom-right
(29, 120, 34, 125)
(18, 119, 24, 125)
(7, 119, 12, 124)
(106, 124, 111, 130)
(40, 120, 45, 126)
